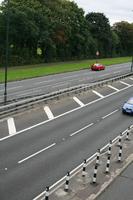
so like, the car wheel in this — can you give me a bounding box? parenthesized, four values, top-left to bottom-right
(122, 110, 125, 114)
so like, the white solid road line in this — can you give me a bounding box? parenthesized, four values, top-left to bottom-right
(92, 90, 104, 98)
(0, 86, 22, 92)
(70, 123, 94, 136)
(102, 109, 119, 119)
(7, 118, 16, 135)
(129, 77, 133, 81)
(8, 86, 23, 90)
(113, 70, 121, 73)
(44, 106, 54, 120)
(99, 73, 110, 77)
(34, 80, 54, 85)
(108, 85, 120, 91)
(18, 143, 56, 164)
(73, 96, 85, 107)
(120, 81, 130, 86)
(1, 84, 133, 141)
(53, 82, 68, 88)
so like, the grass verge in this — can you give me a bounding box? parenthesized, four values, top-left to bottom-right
(0, 56, 131, 82)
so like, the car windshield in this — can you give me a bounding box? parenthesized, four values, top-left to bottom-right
(127, 98, 133, 105)
(94, 63, 100, 66)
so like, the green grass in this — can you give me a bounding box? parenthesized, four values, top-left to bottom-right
(0, 56, 131, 82)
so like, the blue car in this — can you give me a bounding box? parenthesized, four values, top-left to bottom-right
(122, 97, 133, 114)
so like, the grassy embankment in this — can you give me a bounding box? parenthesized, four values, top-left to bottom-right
(0, 56, 131, 82)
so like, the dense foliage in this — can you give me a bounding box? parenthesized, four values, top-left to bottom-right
(0, 0, 133, 66)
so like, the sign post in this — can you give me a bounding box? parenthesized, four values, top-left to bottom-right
(131, 55, 133, 72)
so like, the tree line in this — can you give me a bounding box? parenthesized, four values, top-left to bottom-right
(0, 0, 133, 66)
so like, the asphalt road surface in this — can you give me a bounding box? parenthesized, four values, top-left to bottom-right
(0, 77, 133, 200)
(0, 62, 131, 102)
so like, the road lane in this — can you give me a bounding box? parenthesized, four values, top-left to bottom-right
(0, 80, 132, 141)
(0, 85, 133, 199)
(1, 111, 132, 200)
(0, 63, 131, 102)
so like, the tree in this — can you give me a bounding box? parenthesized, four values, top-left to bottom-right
(112, 21, 133, 56)
(85, 12, 112, 57)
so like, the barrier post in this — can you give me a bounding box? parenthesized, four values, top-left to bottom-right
(118, 133, 122, 146)
(118, 145, 123, 162)
(82, 159, 87, 177)
(96, 149, 100, 166)
(45, 186, 49, 200)
(92, 164, 98, 184)
(105, 155, 111, 173)
(108, 140, 112, 156)
(64, 172, 70, 192)
(126, 126, 131, 140)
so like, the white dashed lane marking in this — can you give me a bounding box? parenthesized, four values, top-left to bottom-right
(18, 143, 56, 164)
(102, 109, 119, 119)
(70, 123, 94, 137)
(44, 106, 54, 120)
(73, 96, 85, 107)
(92, 90, 104, 98)
(7, 118, 16, 135)
(108, 85, 120, 91)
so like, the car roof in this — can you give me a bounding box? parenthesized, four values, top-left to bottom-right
(127, 97, 133, 104)
(128, 97, 133, 100)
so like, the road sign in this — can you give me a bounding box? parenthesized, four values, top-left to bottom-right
(96, 51, 99, 56)
(37, 47, 42, 55)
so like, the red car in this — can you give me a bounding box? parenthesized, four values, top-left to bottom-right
(91, 63, 105, 71)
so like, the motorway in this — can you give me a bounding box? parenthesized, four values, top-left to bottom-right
(0, 62, 131, 102)
(0, 74, 133, 200)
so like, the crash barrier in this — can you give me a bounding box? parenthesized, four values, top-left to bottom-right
(33, 125, 133, 200)
(1, 72, 133, 119)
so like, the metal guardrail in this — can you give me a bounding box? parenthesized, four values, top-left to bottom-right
(0, 72, 133, 119)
